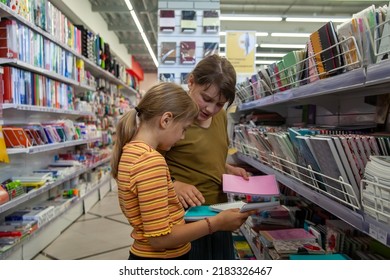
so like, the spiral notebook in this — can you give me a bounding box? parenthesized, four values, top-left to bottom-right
(210, 200, 280, 213)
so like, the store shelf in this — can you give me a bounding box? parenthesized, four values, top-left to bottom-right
(1, 103, 94, 117)
(0, 174, 111, 260)
(365, 60, 390, 86)
(0, 58, 79, 86)
(6, 137, 101, 155)
(237, 153, 390, 247)
(82, 59, 138, 98)
(0, 156, 111, 214)
(0, 3, 81, 59)
(237, 154, 365, 229)
(240, 224, 261, 260)
(0, 3, 136, 98)
(237, 61, 390, 112)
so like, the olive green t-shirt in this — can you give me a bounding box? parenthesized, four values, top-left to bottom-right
(164, 110, 229, 205)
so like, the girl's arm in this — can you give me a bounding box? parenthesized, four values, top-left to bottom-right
(148, 209, 254, 249)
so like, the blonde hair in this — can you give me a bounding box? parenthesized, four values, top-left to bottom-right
(111, 82, 199, 179)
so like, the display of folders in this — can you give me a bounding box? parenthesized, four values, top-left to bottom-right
(309, 21, 343, 79)
(203, 42, 219, 57)
(222, 174, 280, 197)
(0, 19, 19, 59)
(337, 18, 361, 70)
(377, 5, 390, 62)
(3, 127, 32, 148)
(181, 10, 197, 33)
(2, 66, 74, 108)
(184, 206, 217, 221)
(180, 73, 189, 84)
(210, 200, 280, 213)
(203, 10, 219, 33)
(160, 42, 176, 64)
(0, 19, 76, 79)
(353, 5, 376, 65)
(258, 68, 273, 95)
(180, 41, 196, 64)
(309, 136, 357, 205)
(159, 73, 175, 82)
(159, 10, 175, 32)
(282, 51, 305, 88)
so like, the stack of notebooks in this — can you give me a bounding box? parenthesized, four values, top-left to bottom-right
(362, 155, 390, 223)
(184, 174, 280, 221)
(259, 228, 325, 259)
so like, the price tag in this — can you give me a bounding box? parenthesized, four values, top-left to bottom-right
(228, 147, 238, 155)
(227, 104, 237, 114)
(368, 223, 378, 239)
(376, 227, 388, 245)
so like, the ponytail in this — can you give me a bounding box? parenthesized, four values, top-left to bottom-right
(110, 109, 138, 179)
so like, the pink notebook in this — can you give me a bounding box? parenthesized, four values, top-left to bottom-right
(222, 174, 279, 196)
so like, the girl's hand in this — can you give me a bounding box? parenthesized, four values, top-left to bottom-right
(212, 209, 256, 232)
(173, 181, 205, 208)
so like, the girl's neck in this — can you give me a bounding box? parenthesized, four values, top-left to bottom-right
(133, 128, 158, 149)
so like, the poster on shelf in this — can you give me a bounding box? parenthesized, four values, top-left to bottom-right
(226, 31, 256, 74)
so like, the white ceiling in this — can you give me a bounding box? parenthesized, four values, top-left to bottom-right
(87, 0, 390, 73)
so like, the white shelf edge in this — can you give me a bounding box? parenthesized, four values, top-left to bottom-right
(1, 103, 94, 117)
(0, 58, 79, 86)
(239, 66, 367, 111)
(6, 137, 101, 155)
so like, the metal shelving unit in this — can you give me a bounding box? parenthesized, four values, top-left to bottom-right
(234, 59, 390, 249)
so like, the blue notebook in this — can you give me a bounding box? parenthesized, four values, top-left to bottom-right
(184, 206, 217, 221)
(289, 254, 350, 260)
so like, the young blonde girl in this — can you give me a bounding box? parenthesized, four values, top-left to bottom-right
(111, 82, 252, 260)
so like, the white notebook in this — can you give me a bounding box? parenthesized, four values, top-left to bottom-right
(209, 200, 280, 213)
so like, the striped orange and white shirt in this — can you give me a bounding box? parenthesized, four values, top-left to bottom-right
(117, 141, 190, 259)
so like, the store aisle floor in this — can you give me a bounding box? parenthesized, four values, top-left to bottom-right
(33, 185, 133, 260)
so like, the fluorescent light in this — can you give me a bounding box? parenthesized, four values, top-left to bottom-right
(130, 10, 144, 33)
(220, 15, 282, 21)
(141, 32, 158, 67)
(286, 17, 350, 23)
(255, 32, 268, 37)
(271, 32, 310, 37)
(220, 31, 268, 36)
(220, 44, 259, 48)
(260, 43, 305, 49)
(124, 1, 158, 67)
(255, 60, 276, 65)
(124, 0, 133, 10)
(219, 52, 286, 58)
(256, 53, 286, 57)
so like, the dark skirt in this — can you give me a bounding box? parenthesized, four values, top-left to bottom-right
(189, 231, 235, 260)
